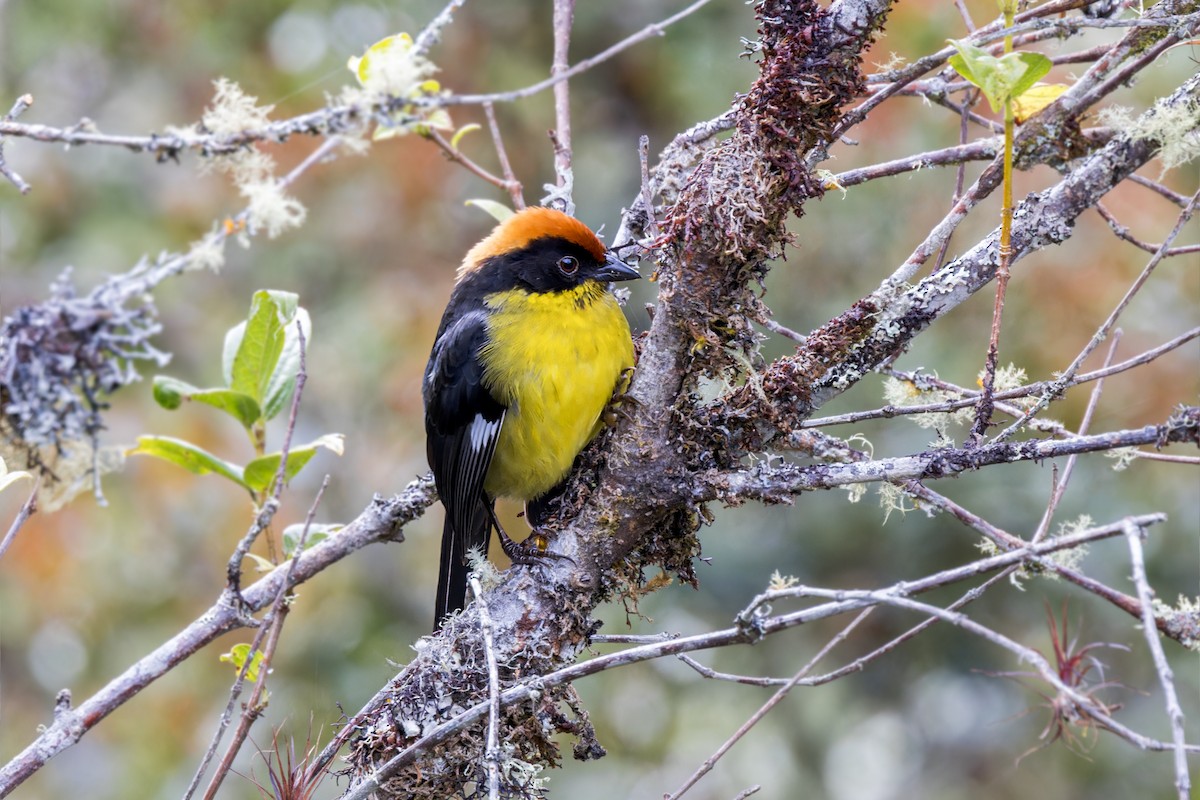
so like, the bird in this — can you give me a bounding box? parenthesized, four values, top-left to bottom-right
(423, 206, 639, 629)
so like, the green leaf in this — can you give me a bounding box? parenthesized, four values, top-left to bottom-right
(219, 643, 265, 682)
(242, 433, 345, 492)
(127, 436, 248, 489)
(282, 522, 341, 556)
(153, 376, 262, 430)
(464, 199, 514, 224)
(947, 39, 1053, 113)
(1009, 52, 1052, 102)
(261, 308, 312, 422)
(228, 290, 299, 404)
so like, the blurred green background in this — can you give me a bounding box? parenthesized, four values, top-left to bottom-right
(1, 1, 1196, 798)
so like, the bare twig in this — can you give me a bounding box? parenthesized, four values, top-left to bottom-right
(1096, 203, 1200, 256)
(442, 0, 716, 107)
(1129, 173, 1190, 206)
(1031, 331, 1121, 543)
(802, 570, 1015, 688)
(470, 576, 502, 800)
(412, 0, 471, 57)
(833, 139, 1000, 188)
(790, 587, 1192, 754)
(0, 476, 39, 562)
(801, 327, 1200, 429)
(428, 129, 518, 196)
(665, 609, 873, 800)
(638, 134, 660, 239)
(1132, 452, 1200, 465)
(676, 654, 790, 686)
(1123, 520, 1192, 799)
(550, 0, 575, 210)
(483, 102, 525, 209)
(993, 189, 1200, 443)
(0, 94, 33, 194)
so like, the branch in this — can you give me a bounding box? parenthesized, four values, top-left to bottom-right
(706, 409, 1199, 504)
(340, 512, 1171, 799)
(800, 70, 1200, 415)
(1124, 521, 1193, 799)
(0, 479, 432, 797)
(0, 94, 33, 193)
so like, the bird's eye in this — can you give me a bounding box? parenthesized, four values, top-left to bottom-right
(557, 255, 579, 276)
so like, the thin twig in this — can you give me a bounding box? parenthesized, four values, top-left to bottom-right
(933, 88, 976, 271)
(1031, 331, 1121, 543)
(470, 576, 502, 800)
(0, 94, 33, 194)
(803, 570, 1014, 688)
(550, 0, 575, 210)
(637, 134, 660, 239)
(791, 587, 1187, 753)
(1129, 173, 1190, 206)
(666, 609, 873, 800)
(800, 327, 1200, 429)
(0, 476, 38, 562)
(428, 129, 517, 195)
(717, 417, 1199, 503)
(1096, 203, 1200, 256)
(202, 476, 332, 800)
(676, 654, 790, 686)
(441, 0, 716, 107)
(200, 340, 320, 800)
(483, 102, 524, 209)
(1123, 520, 1192, 800)
(1132, 452, 1200, 465)
(993, 189, 1200, 443)
(412, 0, 470, 57)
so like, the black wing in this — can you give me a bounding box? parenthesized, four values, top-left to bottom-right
(423, 308, 505, 628)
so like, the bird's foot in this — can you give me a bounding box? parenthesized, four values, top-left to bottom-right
(497, 526, 575, 567)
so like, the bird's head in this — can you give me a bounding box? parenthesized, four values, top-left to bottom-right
(457, 207, 640, 293)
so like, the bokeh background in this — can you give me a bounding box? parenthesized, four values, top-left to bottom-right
(1, 1, 1196, 798)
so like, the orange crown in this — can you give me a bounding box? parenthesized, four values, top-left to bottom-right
(458, 207, 607, 279)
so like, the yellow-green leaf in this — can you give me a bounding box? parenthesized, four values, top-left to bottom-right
(450, 123, 481, 150)
(127, 436, 248, 489)
(464, 199, 514, 224)
(245, 553, 276, 573)
(0, 457, 33, 496)
(1012, 83, 1069, 123)
(350, 33, 414, 86)
(219, 644, 265, 682)
(242, 433, 345, 492)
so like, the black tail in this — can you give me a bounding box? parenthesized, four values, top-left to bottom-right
(434, 504, 491, 629)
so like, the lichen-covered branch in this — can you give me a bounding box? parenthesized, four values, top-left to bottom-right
(340, 1, 893, 796)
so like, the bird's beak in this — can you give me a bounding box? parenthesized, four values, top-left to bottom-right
(595, 252, 641, 282)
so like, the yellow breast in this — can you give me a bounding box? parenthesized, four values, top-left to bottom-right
(478, 283, 634, 501)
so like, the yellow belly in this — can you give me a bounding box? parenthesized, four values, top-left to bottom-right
(479, 284, 634, 501)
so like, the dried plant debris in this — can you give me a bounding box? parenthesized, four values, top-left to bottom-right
(0, 269, 168, 504)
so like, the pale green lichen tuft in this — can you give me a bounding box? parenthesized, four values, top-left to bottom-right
(1101, 98, 1200, 175)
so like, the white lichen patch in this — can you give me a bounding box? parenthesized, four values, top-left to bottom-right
(1101, 98, 1200, 174)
